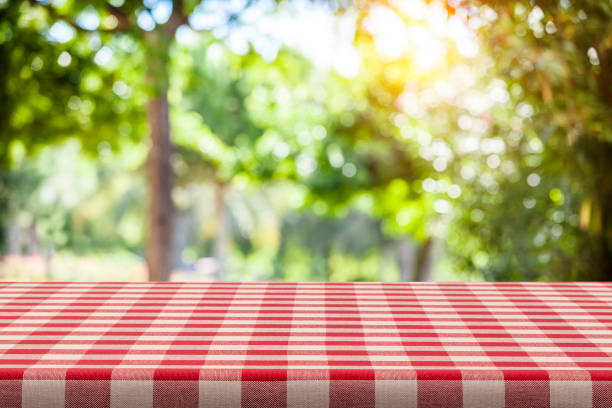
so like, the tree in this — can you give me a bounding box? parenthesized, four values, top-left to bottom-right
(2, 0, 286, 280)
(228, 46, 431, 280)
(0, 0, 144, 254)
(170, 27, 434, 279)
(461, 0, 612, 280)
(352, 0, 612, 280)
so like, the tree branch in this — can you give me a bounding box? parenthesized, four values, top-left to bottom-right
(163, 0, 189, 36)
(28, 0, 133, 34)
(107, 5, 133, 33)
(28, 0, 87, 33)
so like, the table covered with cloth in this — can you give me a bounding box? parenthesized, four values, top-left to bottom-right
(0, 282, 611, 408)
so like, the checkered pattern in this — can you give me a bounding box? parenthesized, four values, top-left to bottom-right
(0, 282, 611, 407)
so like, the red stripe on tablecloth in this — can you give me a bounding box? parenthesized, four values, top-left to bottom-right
(327, 284, 376, 408)
(242, 283, 292, 408)
(150, 284, 200, 408)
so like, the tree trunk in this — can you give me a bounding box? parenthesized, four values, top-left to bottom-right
(146, 95, 173, 281)
(26, 221, 39, 255)
(172, 207, 193, 269)
(396, 239, 415, 281)
(413, 237, 433, 282)
(213, 182, 229, 281)
(43, 244, 53, 281)
(6, 218, 20, 254)
(145, 30, 173, 281)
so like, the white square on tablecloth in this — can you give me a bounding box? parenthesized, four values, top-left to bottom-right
(110, 380, 153, 408)
(462, 380, 505, 408)
(550, 380, 592, 408)
(375, 379, 417, 408)
(287, 380, 329, 408)
(198, 380, 241, 408)
(22, 379, 65, 408)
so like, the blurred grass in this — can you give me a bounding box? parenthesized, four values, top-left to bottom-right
(0, 250, 469, 282)
(0, 252, 148, 282)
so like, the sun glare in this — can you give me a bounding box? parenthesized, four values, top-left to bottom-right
(364, 1, 478, 74)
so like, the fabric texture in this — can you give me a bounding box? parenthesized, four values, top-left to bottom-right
(0, 281, 611, 407)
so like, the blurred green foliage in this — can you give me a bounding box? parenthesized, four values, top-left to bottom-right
(1, 0, 611, 281)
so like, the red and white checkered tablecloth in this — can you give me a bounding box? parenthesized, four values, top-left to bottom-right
(0, 282, 611, 408)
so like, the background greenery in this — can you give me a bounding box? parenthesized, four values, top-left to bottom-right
(1, 0, 610, 282)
